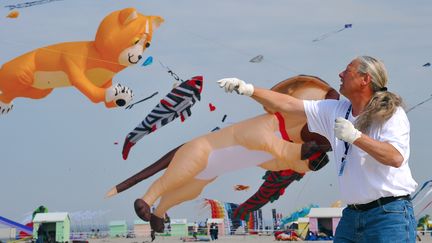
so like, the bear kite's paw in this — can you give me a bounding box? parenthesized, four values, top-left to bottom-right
(105, 84, 134, 107)
(0, 101, 13, 115)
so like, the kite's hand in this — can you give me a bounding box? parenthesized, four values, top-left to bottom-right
(0, 100, 13, 115)
(105, 84, 134, 107)
(334, 117, 361, 144)
(217, 78, 254, 96)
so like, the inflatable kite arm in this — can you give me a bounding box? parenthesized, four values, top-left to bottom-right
(63, 58, 132, 107)
(63, 57, 107, 104)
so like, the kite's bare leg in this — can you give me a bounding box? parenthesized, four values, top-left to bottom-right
(259, 137, 310, 173)
(148, 176, 214, 232)
(154, 178, 215, 218)
(135, 139, 211, 221)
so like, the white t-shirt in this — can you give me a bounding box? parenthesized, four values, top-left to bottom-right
(304, 99, 417, 204)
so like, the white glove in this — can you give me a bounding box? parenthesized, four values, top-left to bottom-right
(217, 78, 254, 96)
(334, 117, 361, 144)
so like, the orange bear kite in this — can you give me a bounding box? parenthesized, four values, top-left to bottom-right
(0, 8, 163, 114)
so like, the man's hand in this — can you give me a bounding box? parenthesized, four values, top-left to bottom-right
(217, 78, 254, 96)
(334, 117, 361, 144)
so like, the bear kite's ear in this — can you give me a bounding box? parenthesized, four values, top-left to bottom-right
(118, 8, 138, 26)
(150, 16, 164, 30)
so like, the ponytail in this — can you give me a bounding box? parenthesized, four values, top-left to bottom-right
(354, 56, 404, 132)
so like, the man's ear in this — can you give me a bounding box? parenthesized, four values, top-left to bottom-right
(361, 73, 372, 86)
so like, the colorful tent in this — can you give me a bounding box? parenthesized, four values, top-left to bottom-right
(203, 199, 261, 234)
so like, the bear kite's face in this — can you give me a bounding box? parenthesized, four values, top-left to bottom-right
(94, 8, 163, 66)
(117, 33, 150, 66)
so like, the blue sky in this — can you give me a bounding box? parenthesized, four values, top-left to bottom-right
(1, 0, 432, 226)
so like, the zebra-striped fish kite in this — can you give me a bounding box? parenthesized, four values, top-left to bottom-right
(122, 76, 203, 160)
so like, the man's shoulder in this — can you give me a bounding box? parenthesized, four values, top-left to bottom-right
(304, 98, 347, 105)
(304, 98, 348, 112)
(383, 106, 410, 128)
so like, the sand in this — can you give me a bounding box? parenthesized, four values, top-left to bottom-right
(87, 233, 432, 243)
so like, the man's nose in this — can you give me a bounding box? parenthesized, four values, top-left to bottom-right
(339, 72, 343, 79)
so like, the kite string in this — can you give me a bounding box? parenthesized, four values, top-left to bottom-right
(0, 17, 126, 66)
(0, 39, 190, 90)
(180, 28, 301, 75)
(5, 0, 65, 10)
(416, 199, 432, 217)
(291, 153, 330, 210)
(0, 39, 188, 84)
(0, 28, 301, 76)
(158, 61, 185, 83)
(412, 180, 432, 200)
(414, 187, 432, 208)
(125, 91, 159, 110)
(312, 25, 350, 42)
(406, 94, 432, 113)
(0, 39, 124, 66)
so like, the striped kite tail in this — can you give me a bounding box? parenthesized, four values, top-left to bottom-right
(234, 170, 304, 220)
(234, 142, 330, 220)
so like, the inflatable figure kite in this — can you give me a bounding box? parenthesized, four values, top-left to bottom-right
(122, 76, 203, 160)
(106, 75, 338, 234)
(0, 8, 163, 114)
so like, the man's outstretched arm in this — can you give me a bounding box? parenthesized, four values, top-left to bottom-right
(217, 77, 306, 118)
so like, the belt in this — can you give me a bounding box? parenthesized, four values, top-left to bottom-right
(347, 195, 411, 211)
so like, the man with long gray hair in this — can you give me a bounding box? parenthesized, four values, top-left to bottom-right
(217, 56, 417, 242)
